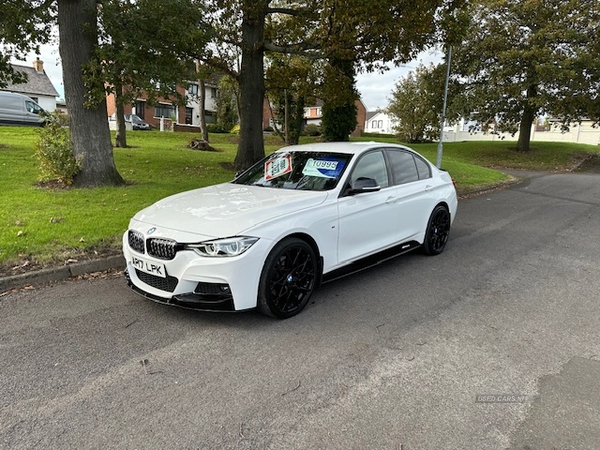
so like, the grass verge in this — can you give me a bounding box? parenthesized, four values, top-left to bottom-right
(1, 127, 597, 273)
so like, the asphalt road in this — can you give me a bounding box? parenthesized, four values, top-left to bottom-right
(2, 171, 600, 450)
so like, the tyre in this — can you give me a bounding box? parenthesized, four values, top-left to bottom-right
(258, 238, 318, 319)
(422, 205, 450, 255)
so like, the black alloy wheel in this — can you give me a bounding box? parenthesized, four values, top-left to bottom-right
(258, 238, 318, 319)
(422, 205, 451, 255)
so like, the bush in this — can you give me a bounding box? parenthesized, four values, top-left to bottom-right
(304, 124, 321, 136)
(35, 111, 80, 185)
(206, 123, 229, 133)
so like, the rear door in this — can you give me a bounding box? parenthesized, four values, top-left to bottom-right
(385, 149, 436, 242)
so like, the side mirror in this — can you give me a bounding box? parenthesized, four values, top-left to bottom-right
(349, 177, 381, 195)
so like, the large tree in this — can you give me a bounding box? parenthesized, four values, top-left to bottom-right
(58, 0, 123, 187)
(265, 54, 320, 144)
(387, 63, 453, 143)
(2, 0, 123, 187)
(91, 0, 210, 148)
(452, 0, 600, 152)
(203, 0, 462, 169)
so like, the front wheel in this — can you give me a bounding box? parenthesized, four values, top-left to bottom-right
(258, 238, 318, 319)
(422, 205, 450, 255)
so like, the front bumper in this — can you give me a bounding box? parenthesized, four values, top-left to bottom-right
(124, 268, 236, 311)
(122, 231, 272, 312)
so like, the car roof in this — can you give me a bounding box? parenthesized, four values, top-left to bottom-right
(275, 141, 415, 156)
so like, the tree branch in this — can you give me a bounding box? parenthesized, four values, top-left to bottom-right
(263, 41, 325, 59)
(266, 7, 299, 16)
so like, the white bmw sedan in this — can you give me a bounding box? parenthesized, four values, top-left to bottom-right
(123, 142, 458, 318)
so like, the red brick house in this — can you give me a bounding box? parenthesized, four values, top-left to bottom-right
(303, 99, 367, 137)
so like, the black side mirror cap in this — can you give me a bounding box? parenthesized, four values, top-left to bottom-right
(348, 177, 381, 195)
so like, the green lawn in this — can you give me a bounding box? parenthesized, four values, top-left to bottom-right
(1, 126, 597, 272)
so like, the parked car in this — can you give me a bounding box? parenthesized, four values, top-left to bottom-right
(124, 113, 151, 130)
(0, 91, 45, 126)
(123, 142, 458, 318)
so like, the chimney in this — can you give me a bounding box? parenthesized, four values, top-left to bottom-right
(33, 57, 44, 73)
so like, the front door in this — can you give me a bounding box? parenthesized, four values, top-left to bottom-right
(337, 150, 398, 264)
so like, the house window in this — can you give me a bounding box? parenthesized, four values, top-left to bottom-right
(188, 84, 199, 96)
(378, 120, 383, 128)
(135, 100, 146, 120)
(371, 120, 378, 128)
(154, 103, 176, 118)
(210, 87, 217, 98)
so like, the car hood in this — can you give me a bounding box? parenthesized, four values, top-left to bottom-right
(132, 183, 329, 239)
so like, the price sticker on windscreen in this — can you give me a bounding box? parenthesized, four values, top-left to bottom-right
(302, 158, 344, 178)
(265, 155, 292, 180)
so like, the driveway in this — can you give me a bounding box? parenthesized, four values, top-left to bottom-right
(1, 171, 600, 449)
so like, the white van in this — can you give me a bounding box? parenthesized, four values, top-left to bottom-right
(0, 91, 46, 126)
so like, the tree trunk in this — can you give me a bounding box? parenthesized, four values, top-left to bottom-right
(58, 0, 124, 187)
(234, 0, 266, 171)
(114, 83, 127, 148)
(517, 85, 537, 152)
(199, 78, 208, 141)
(290, 96, 305, 145)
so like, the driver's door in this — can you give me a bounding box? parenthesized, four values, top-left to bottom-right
(337, 150, 398, 264)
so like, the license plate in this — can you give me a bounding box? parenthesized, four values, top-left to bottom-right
(130, 255, 167, 278)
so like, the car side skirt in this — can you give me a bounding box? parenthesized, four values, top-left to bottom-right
(323, 240, 420, 283)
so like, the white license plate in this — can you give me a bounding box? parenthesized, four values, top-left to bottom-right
(130, 255, 167, 278)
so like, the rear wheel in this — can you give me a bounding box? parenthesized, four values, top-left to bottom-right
(422, 205, 450, 255)
(258, 238, 318, 319)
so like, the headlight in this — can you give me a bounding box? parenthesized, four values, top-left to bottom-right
(184, 236, 259, 257)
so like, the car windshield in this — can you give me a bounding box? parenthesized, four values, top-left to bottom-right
(233, 151, 353, 191)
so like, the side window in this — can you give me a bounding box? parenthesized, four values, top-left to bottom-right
(415, 156, 432, 180)
(388, 150, 419, 185)
(350, 151, 389, 188)
(25, 101, 42, 115)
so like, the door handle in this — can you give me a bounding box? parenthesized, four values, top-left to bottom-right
(385, 196, 398, 204)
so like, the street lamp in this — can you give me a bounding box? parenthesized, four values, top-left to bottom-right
(437, 45, 452, 168)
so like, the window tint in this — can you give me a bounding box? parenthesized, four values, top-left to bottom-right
(388, 150, 419, 185)
(25, 100, 43, 115)
(415, 156, 432, 179)
(350, 151, 389, 188)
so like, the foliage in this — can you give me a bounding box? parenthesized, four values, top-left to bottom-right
(3, 126, 598, 269)
(206, 123, 230, 133)
(452, 0, 600, 151)
(321, 58, 359, 141)
(89, 0, 209, 106)
(303, 124, 321, 136)
(88, 0, 211, 148)
(0, 0, 55, 87)
(215, 75, 240, 132)
(200, 0, 466, 168)
(388, 63, 450, 143)
(266, 54, 319, 144)
(321, 102, 357, 141)
(35, 111, 80, 185)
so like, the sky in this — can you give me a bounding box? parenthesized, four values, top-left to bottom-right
(14, 43, 443, 113)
